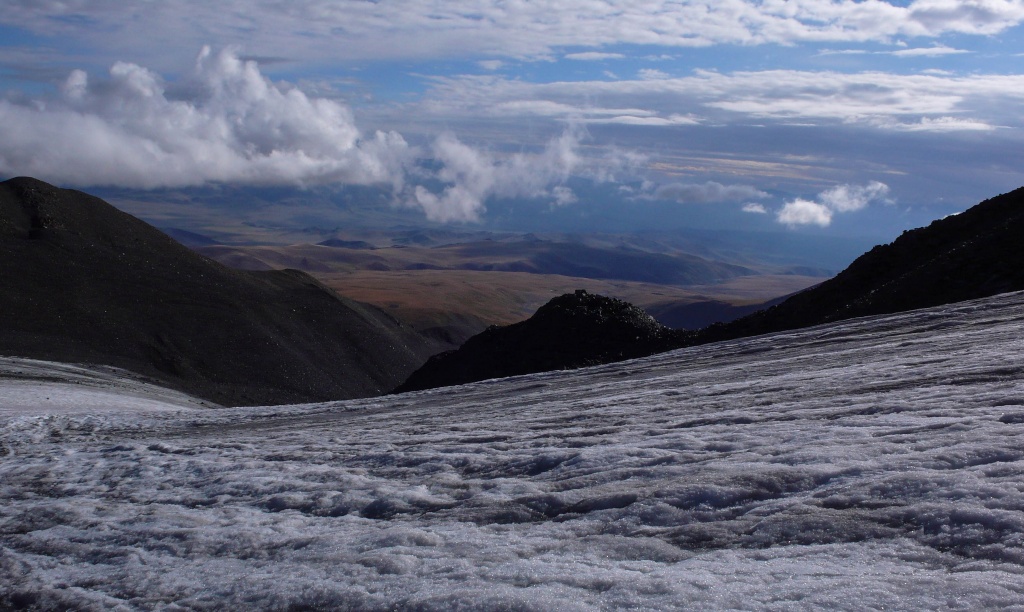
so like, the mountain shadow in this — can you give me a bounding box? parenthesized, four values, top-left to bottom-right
(395, 185, 1024, 393)
(0, 177, 439, 406)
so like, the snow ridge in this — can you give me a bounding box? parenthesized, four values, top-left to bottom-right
(3, 291, 1024, 609)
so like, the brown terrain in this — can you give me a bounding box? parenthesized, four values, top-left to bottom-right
(194, 240, 826, 345)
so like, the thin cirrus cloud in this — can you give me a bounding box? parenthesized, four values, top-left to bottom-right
(778, 181, 891, 227)
(565, 52, 625, 61)
(654, 181, 769, 204)
(819, 45, 971, 57)
(414, 69, 1023, 133)
(2, 1, 1023, 64)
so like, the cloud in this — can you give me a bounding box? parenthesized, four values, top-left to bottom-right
(778, 199, 834, 227)
(0, 47, 412, 189)
(3, 1, 1022, 64)
(742, 203, 768, 214)
(778, 181, 890, 227)
(409, 129, 583, 223)
(589, 114, 700, 126)
(654, 181, 769, 204)
(565, 52, 624, 61)
(819, 181, 891, 212)
(638, 69, 669, 80)
(874, 116, 998, 131)
(0, 50, 641, 224)
(551, 185, 578, 206)
(820, 44, 970, 57)
(889, 44, 970, 57)
(478, 60, 504, 71)
(414, 69, 1024, 136)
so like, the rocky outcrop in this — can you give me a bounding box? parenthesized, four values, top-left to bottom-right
(394, 290, 685, 392)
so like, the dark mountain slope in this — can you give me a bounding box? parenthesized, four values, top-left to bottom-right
(394, 290, 684, 393)
(0, 177, 437, 406)
(395, 186, 1024, 393)
(701, 186, 1024, 342)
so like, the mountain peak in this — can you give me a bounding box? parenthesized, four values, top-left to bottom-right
(531, 289, 666, 337)
(394, 289, 684, 393)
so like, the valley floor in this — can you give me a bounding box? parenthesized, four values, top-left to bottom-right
(3, 292, 1024, 609)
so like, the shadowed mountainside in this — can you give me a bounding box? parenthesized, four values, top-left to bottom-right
(395, 185, 1024, 393)
(703, 185, 1024, 343)
(0, 177, 439, 406)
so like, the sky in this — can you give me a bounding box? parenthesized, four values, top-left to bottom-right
(2, 1, 1024, 239)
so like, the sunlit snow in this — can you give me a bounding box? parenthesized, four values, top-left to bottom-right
(3, 292, 1024, 609)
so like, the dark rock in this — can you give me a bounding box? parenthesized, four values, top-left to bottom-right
(393, 289, 686, 393)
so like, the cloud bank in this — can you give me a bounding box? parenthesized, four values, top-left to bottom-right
(0, 49, 601, 224)
(0, 47, 412, 190)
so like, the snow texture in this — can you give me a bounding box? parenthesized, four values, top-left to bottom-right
(3, 291, 1024, 610)
(0, 357, 212, 417)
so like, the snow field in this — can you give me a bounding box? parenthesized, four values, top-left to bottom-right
(3, 292, 1024, 609)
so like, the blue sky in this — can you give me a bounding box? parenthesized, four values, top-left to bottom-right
(2, 1, 1024, 239)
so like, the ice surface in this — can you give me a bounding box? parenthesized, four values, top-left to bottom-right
(0, 357, 211, 416)
(3, 292, 1024, 609)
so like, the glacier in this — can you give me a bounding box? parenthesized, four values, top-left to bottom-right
(2, 291, 1024, 610)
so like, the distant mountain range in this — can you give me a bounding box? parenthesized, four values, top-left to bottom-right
(0, 177, 441, 406)
(198, 236, 758, 285)
(192, 226, 817, 349)
(396, 185, 1024, 392)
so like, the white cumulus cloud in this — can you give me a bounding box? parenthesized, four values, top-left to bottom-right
(0, 47, 412, 190)
(777, 199, 834, 227)
(819, 181, 891, 212)
(410, 129, 583, 223)
(778, 181, 891, 227)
